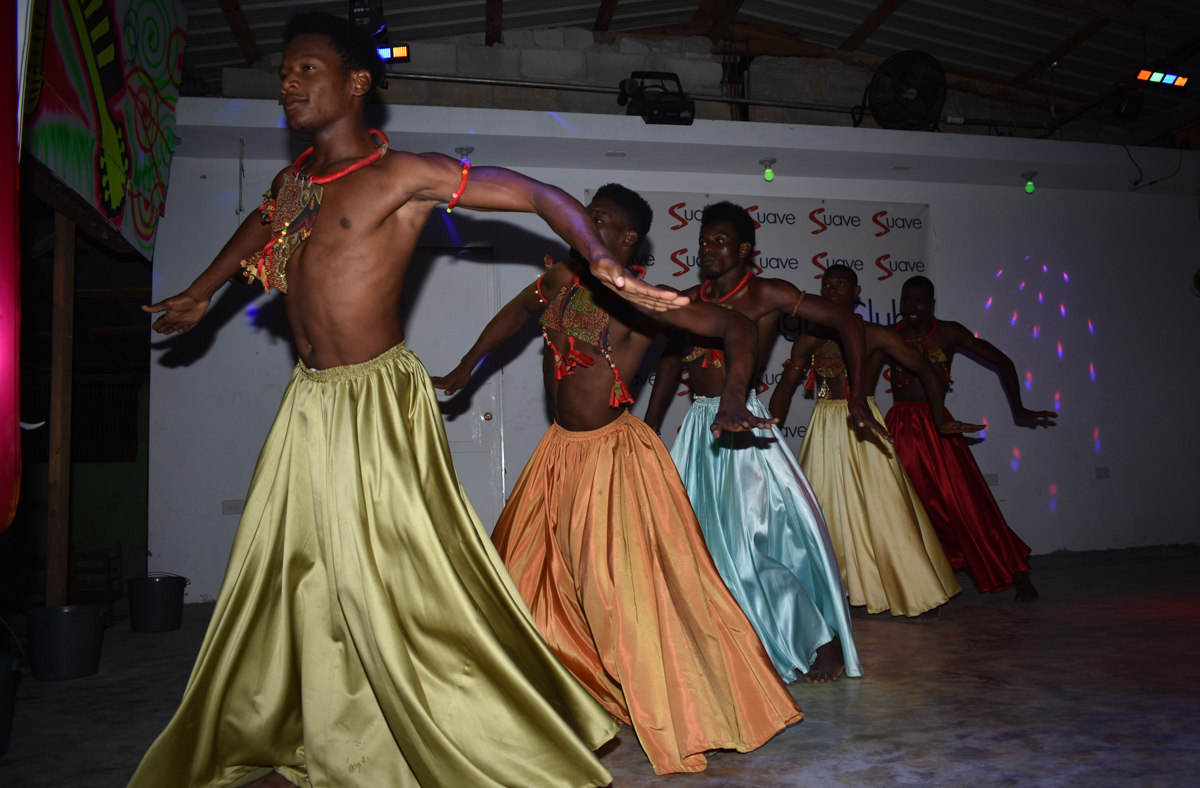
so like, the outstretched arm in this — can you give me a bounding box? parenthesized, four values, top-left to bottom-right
(650, 302, 771, 437)
(430, 263, 572, 394)
(407, 154, 689, 312)
(643, 329, 688, 433)
(769, 335, 819, 424)
(948, 323, 1057, 421)
(142, 170, 285, 334)
(789, 291, 889, 442)
(874, 328, 982, 434)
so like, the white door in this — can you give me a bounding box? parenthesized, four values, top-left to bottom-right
(402, 247, 505, 531)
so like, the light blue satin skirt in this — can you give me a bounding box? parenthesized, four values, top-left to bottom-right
(670, 395, 862, 681)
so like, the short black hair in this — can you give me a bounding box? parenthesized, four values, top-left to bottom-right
(700, 201, 756, 253)
(594, 183, 653, 247)
(823, 264, 858, 287)
(902, 275, 935, 297)
(284, 12, 385, 91)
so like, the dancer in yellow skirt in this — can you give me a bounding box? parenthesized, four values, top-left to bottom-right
(770, 266, 980, 618)
(434, 185, 801, 775)
(130, 15, 687, 788)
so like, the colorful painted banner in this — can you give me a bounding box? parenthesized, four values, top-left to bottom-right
(594, 190, 936, 455)
(2, 0, 25, 531)
(23, 0, 187, 258)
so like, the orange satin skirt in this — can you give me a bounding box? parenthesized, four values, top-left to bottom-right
(492, 412, 801, 775)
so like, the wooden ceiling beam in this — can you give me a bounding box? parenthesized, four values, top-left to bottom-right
(1010, 16, 1108, 85)
(216, 0, 261, 66)
(840, 0, 906, 53)
(693, 0, 749, 44)
(486, 0, 502, 45)
(594, 0, 619, 33)
(1030, 0, 1198, 40)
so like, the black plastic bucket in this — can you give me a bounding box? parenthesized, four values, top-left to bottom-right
(0, 653, 16, 757)
(26, 605, 105, 681)
(128, 573, 188, 633)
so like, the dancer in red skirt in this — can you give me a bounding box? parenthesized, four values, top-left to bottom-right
(886, 276, 1056, 602)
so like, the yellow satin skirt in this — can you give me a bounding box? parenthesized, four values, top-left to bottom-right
(492, 412, 801, 776)
(127, 344, 617, 788)
(798, 398, 960, 617)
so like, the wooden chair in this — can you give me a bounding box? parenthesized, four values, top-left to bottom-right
(68, 546, 124, 626)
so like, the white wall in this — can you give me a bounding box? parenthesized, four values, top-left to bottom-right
(150, 121, 1200, 599)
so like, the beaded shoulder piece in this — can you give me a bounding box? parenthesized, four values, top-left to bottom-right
(537, 267, 634, 407)
(892, 319, 953, 390)
(804, 340, 850, 399)
(240, 176, 322, 293)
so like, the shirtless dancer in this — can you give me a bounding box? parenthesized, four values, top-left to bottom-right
(888, 275, 1055, 602)
(770, 266, 979, 619)
(127, 15, 687, 788)
(433, 185, 800, 775)
(644, 202, 878, 684)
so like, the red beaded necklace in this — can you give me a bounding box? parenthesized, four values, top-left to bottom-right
(700, 270, 753, 304)
(291, 129, 389, 184)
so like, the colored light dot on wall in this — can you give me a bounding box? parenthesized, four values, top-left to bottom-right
(1025, 371, 1033, 389)
(979, 417, 988, 440)
(1049, 483, 1058, 511)
(1032, 325, 1040, 338)
(985, 297, 993, 309)
(1038, 292, 1043, 302)
(1063, 272, 1069, 282)
(1011, 447, 1020, 472)
(1025, 255, 1031, 260)
(1059, 303, 1066, 317)
(1089, 363, 1096, 382)
(1042, 265, 1048, 272)
(1054, 391, 1061, 410)
(1057, 342, 1063, 358)
(996, 269, 1004, 277)
(1011, 311, 1018, 325)
(1093, 427, 1101, 454)
(1088, 320, 1094, 334)
(1019, 281, 1025, 290)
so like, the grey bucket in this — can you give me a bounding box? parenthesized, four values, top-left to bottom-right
(128, 573, 188, 633)
(26, 605, 105, 681)
(0, 653, 16, 757)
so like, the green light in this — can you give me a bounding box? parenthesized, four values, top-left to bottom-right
(763, 167, 774, 182)
(1024, 180, 1035, 194)
(1149, 72, 1165, 82)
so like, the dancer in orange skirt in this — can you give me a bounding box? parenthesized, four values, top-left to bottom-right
(433, 185, 801, 774)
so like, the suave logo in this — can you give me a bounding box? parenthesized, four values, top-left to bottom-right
(668, 202, 760, 231)
(875, 253, 925, 281)
(778, 425, 808, 439)
(633, 251, 655, 267)
(670, 248, 693, 276)
(808, 207, 861, 234)
(810, 253, 864, 278)
(754, 209, 795, 227)
(871, 211, 923, 237)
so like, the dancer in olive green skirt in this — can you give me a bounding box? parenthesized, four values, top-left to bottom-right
(129, 13, 686, 788)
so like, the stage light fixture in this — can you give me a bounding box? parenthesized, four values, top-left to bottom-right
(1135, 70, 1188, 87)
(617, 72, 694, 125)
(1021, 170, 1037, 194)
(352, 1, 409, 67)
(760, 158, 776, 182)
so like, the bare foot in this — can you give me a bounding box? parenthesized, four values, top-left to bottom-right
(804, 637, 845, 683)
(243, 772, 297, 788)
(913, 607, 941, 622)
(1013, 571, 1038, 603)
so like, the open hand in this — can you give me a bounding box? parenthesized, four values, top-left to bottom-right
(848, 397, 892, 444)
(430, 362, 472, 395)
(1016, 408, 1057, 421)
(710, 400, 778, 438)
(142, 291, 211, 335)
(937, 420, 985, 435)
(589, 255, 690, 312)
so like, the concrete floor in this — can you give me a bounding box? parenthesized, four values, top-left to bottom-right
(2, 546, 1198, 787)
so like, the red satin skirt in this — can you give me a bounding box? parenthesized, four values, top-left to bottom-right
(885, 401, 1031, 593)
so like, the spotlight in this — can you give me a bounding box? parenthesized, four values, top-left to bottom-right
(351, 0, 409, 66)
(617, 72, 694, 126)
(1021, 170, 1037, 194)
(1136, 70, 1188, 87)
(760, 158, 776, 182)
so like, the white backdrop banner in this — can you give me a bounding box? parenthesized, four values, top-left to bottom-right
(583, 189, 937, 454)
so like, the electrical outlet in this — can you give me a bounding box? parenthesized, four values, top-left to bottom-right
(1095, 467, 1110, 480)
(982, 473, 999, 487)
(221, 499, 245, 516)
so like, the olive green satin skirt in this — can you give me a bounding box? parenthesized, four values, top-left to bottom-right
(127, 344, 617, 788)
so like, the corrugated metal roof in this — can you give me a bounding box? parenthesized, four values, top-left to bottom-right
(182, 0, 1200, 122)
